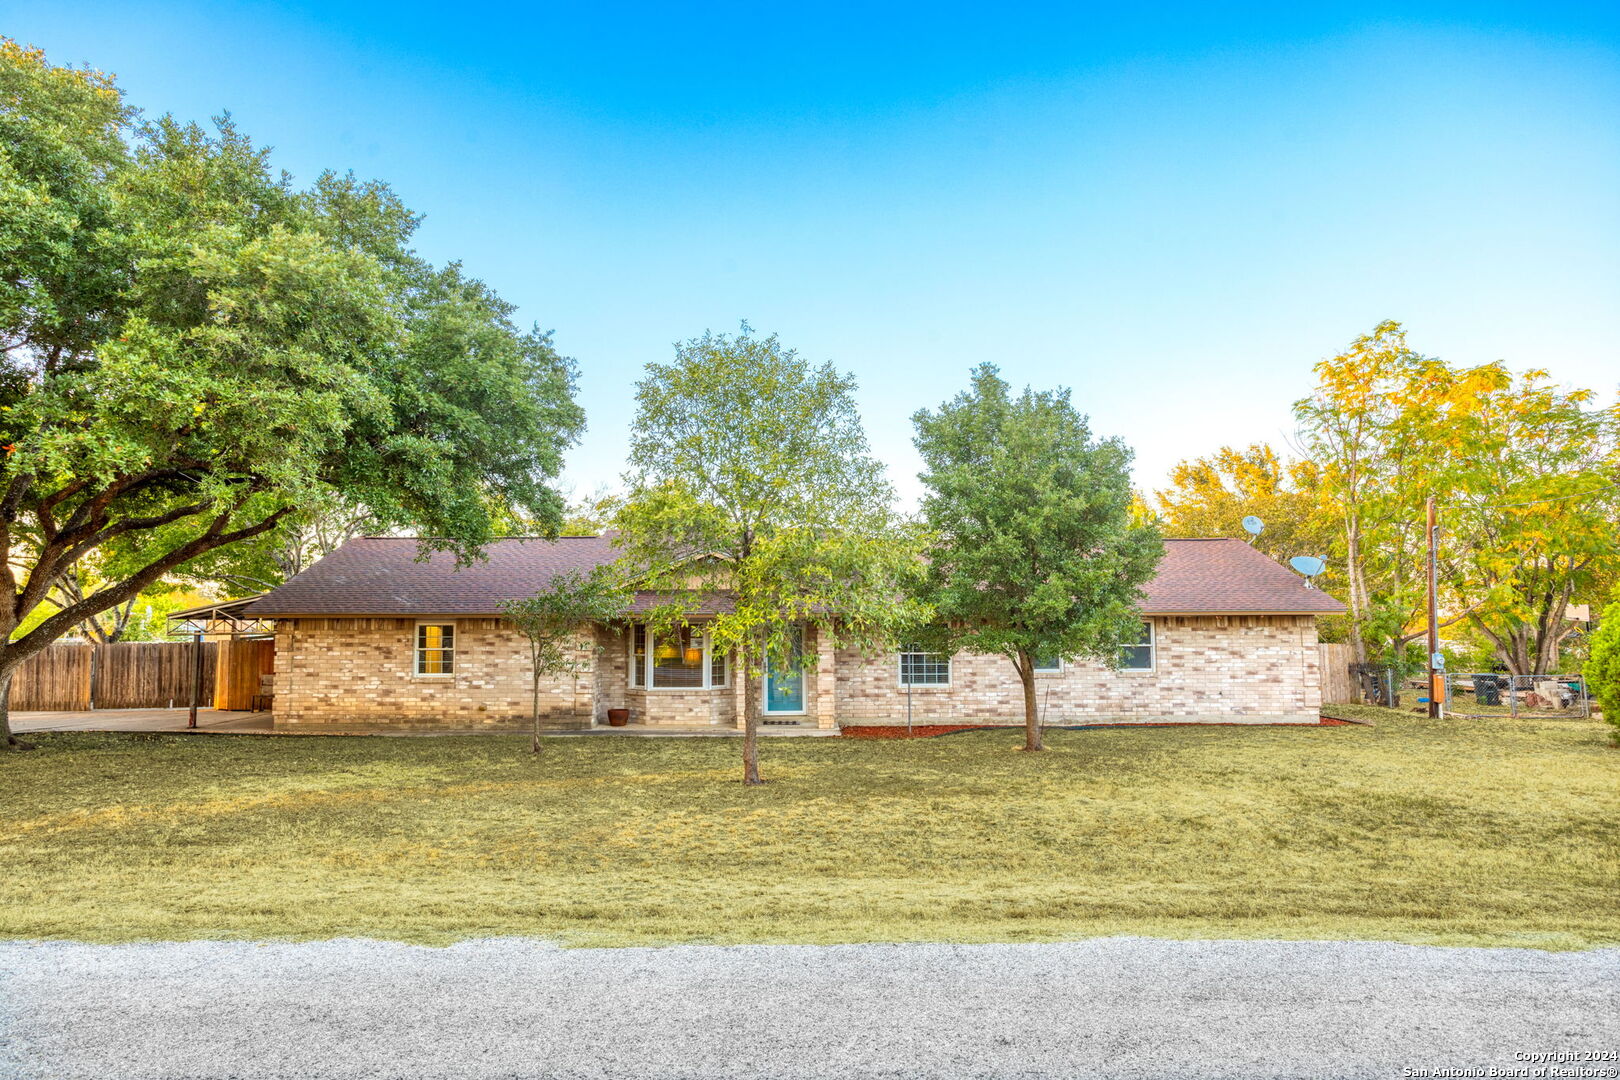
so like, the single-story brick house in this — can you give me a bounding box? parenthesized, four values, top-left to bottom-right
(243, 535, 1345, 731)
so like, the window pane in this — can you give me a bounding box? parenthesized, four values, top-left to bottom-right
(416, 624, 454, 675)
(899, 648, 950, 686)
(631, 625, 647, 687)
(1034, 655, 1061, 672)
(708, 637, 726, 687)
(1120, 621, 1153, 669)
(652, 626, 703, 688)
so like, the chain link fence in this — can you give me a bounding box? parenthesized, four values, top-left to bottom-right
(1349, 663, 1402, 707)
(1444, 673, 1590, 719)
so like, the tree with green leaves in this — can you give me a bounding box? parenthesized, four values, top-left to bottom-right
(0, 41, 584, 748)
(1585, 600, 1620, 745)
(1427, 367, 1618, 675)
(500, 569, 631, 754)
(613, 325, 921, 784)
(912, 364, 1163, 752)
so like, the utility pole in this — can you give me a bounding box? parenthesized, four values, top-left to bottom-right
(1426, 496, 1442, 719)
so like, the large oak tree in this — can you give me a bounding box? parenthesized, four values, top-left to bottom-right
(0, 42, 584, 747)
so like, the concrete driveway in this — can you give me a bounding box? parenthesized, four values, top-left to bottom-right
(2, 937, 1615, 1079)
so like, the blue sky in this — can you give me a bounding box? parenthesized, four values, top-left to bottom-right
(10, 2, 1619, 508)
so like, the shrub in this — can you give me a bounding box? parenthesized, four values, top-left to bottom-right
(1585, 601, 1620, 744)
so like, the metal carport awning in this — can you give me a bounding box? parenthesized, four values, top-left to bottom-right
(165, 596, 274, 639)
(164, 596, 272, 728)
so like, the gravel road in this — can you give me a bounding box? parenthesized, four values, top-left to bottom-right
(2, 937, 1616, 1079)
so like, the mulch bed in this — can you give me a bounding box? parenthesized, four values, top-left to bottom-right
(843, 717, 1355, 738)
(840, 724, 994, 739)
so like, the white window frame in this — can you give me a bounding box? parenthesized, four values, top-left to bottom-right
(1120, 620, 1156, 673)
(628, 624, 728, 691)
(414, 621, 456, 678)
(897, 646, 951, 688)
(630, 624, 648, 688)
(1033, 655, 1064, 674)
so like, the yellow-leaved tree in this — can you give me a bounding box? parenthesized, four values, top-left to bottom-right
(1294, 321, 1619, 674)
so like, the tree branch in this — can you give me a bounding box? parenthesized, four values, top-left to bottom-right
(7, 505, 293, 665)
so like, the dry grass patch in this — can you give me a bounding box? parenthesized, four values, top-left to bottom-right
(2, 709, 1616, 948)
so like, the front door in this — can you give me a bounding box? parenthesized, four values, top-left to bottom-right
(764, 626, 805, 714)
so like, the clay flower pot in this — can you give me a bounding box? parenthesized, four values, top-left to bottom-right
(607, 708, 630, 727)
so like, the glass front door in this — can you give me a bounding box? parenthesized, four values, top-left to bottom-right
(764, 626, 805, 714)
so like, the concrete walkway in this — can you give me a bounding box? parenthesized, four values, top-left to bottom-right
(10, 708, 272, 734)
(1, 937, 1615, 1079)
(8, 709, 838, 737)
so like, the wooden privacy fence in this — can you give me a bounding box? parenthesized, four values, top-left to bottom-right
(1318, 642, 1357, 704)
(9, 641, 219, 711)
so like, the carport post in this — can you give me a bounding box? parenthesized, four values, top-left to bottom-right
(189, 630, 203, 728)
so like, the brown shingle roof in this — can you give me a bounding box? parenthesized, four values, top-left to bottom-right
(243, 536, 622, 616)
(244, 535, 1344, 618)
(1141, 538, 1345, 614)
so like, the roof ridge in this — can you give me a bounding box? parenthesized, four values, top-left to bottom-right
(354, 534, 608, 541)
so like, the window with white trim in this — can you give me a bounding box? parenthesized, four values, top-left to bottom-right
(1120, 620, 1154, 671)
(415, 623, 455, 675)
(709, 642, 728, 687)
(631, 624, 648, 688)
(1033, 654, 1063, 673)
(898, 646, 950, 687)
(628, 624, 728, 689)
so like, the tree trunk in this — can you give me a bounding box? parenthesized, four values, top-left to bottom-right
(742, 645, 762, 785)
(1018, 653, 1042, 752)
(1344, 516, 1370, 665)
(0, 668, 31, 751)
(530, 671, 542, 755)
(743, 705, 762, 784)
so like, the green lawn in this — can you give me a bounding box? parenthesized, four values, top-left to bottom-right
(2, 710, 1617, 949)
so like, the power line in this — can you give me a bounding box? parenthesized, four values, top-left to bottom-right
(1445, 480, 1620, 512)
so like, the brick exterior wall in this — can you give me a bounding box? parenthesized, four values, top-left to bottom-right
(591, 624, 628, 725)
(273, 617, 595, 730)
(836, 615, 1321, 725)
(593, 623, 739, 727)
(272, 614, 1320, 730)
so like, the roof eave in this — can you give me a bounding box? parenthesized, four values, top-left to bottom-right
(1141, 609, 1343, 616)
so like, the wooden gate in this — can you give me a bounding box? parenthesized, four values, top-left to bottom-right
(1318, 642, 1357, 704)
(213, 638, 275, 711)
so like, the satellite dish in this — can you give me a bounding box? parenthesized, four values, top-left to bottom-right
(1289, 556, 1327, 588)
(1241, 516, 1264, 542)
